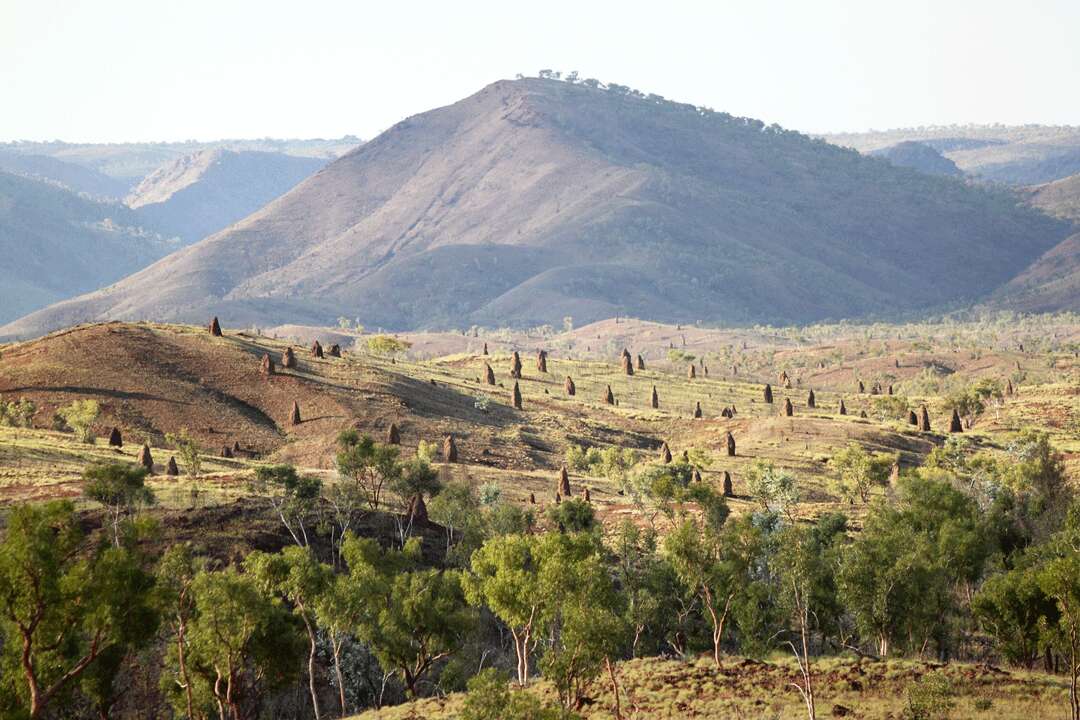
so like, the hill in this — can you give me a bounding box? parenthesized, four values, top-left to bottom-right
(126, 149, 327, 243)
(0, 137, 360, 187)
(824, 125, 1080, 186)
(2, 78, 1072, 340)
(0, 172, 179, 324)
(870, 140, 963, 177)
(1024, 172, 1080, 223)
(0, 150, 128, 199)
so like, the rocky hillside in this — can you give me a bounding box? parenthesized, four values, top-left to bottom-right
(126, 149, 327, 243)
(1024, 173, 1080, 223)
(0, 172, 179, 324)
(1, 78, 1072, 340)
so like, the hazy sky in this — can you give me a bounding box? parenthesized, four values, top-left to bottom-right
(3, 0, 1079, 143)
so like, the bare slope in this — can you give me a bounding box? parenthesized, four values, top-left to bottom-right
(127, 149, 327, 243)
(0, 172, 179, 324)
(2, 78, 1071, 340)
(1024, 173, 1080, 223)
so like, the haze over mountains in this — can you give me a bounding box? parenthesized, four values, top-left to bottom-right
(125, 149, 327, 243)
(825, 125, 1080, 186)
(0, 171, 180, 324)
(2, 77, 1075, 341)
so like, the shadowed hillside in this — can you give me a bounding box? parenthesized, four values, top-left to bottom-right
(0, 172, 179, 324)
(2, 78, 1072, 340)
(127, 149, 328, 243)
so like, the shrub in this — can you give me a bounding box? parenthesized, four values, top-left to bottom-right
(0, 397, 35, 428)
(902, 671, 955, 720)
(56, 399, 100, 443)
(366, 335, 412, 356)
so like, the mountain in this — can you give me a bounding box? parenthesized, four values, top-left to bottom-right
(1023, 173, 1080, 223)
(1, 78, 1073, 340)
(126, 149, 327, 243)
(989, 233, 1080, 313)
(870, 141, 963, 178)
(0, 137, 360, 187)
(0, 151, 128, 199)
(0, 171, 180, 324)
(824, 126, 1080, 186)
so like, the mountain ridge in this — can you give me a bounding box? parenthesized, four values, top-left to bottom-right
(1, 78, 1073, 340)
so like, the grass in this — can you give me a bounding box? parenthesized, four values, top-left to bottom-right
(348, 653, 1070, 719)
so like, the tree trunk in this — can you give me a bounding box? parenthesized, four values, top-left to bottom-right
(331, 634, 347, 718)
(303, 616, 322, 720)
(605, 656, 623, 720)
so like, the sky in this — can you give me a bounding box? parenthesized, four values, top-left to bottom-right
(2, 0, 1079, 143)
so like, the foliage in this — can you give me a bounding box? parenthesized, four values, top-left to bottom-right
(177, 566, 304, 720)
(0, 501, 158, 720)
(248, 464, 321, 547)
(367, 335, 412, 356)
(0, 397, 35, 428)
(744, 460, 800, 517)
(343, 535, 474, 698)
(82, 461, 155, 547)
(336, 430, 402, 511)
(56, 399, 100, 443)
(165, 428, 202, 478)
(902, 671, 955, 720)
(461, 668, 572, 720)
(829, 443, 895, 504)
(546, 498, 596, 533)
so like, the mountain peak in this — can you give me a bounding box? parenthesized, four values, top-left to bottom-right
(1, 80, 1072, 340)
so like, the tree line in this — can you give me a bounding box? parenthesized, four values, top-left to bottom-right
(1, 428, 1079, 720)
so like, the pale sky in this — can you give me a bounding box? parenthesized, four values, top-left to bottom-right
(2, 0, 1079, 143)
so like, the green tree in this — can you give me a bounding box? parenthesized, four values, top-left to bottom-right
(745, 460, 801, 517)
(428, 481, 487, 565)
(664, 517, 739, 667)
(973, 557, 1057, 669)
(366, 335, 412, 356)
(248, 464, 321, 547)
(156, 543, 205, 720)
(829, 444, 894, 504)
(612, 520, 681, 658)
(246, 547, 333, 720)
(546, 497, 596, 533)
(0, 501, 158, 720)
(342, 535, 474, 698)
(837, 472, 987, 658)
(1037, 509, 1080, 720)
(389, 454, 442, 546)
(335, 430, 402, 511)
(181, 567, 303, 720)
(82, 461, 156, 547)
(57, 399, 100, 443)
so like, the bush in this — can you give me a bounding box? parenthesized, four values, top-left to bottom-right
(0, 397, 35, 428)
(56, 399, 100, 443)
(462, 668, 573, 720)
(902, 671, 955, 720)
(366, 335, 412, 356)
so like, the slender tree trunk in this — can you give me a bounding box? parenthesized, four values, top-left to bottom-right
(302, 616, 322, 720)
(176, 616, 195, 720)
(605, 656, 623, 720)
(331, 634, 347, 718)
